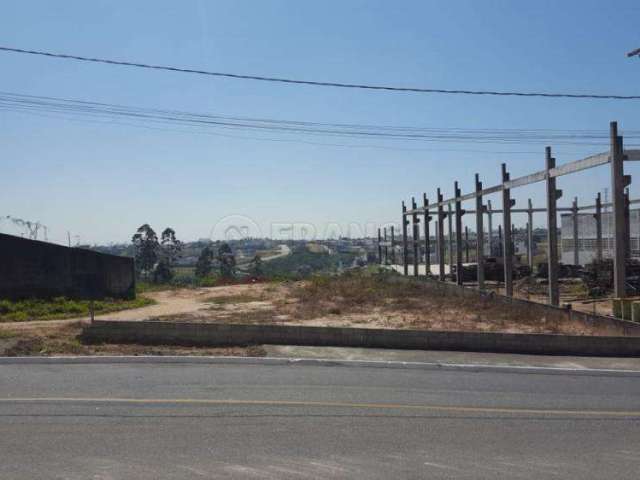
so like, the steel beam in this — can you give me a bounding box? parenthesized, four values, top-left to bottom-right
(436, 189, 446, 281)
(501, 164, 514, 297)
(546, 147, 561, 306)
(475, 174, 485, 290)
(454, 182, 464, 285)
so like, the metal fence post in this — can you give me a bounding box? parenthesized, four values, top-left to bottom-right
(527, 198, 534, 269)
(402, 201, 409, 276)
(501, 163, 514, 297)
(546, 147, 561, 306)
(437, 188, 446, 281)
(610, 121, 628, 298)
(412, 197, 420, 277)
(454, 182, 464, 285)
(423, 193, 431, 276)
(475, 173, 485, 290)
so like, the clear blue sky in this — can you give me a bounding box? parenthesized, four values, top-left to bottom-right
(1, 0, 639, 245)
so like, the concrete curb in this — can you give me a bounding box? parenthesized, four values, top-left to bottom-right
(2, 355, 640, 377)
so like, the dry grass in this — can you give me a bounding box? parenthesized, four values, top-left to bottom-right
(0, 321, 266, 357)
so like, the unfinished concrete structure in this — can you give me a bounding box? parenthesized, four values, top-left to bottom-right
(377, 121, 639, 307)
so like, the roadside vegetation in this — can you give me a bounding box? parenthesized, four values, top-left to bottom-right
(0, 296, 155, 322)
(0, 321, 266, 357)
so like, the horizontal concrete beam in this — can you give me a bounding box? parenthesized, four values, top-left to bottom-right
(84, 319, 640, 357)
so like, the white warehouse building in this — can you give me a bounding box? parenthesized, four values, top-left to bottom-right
(560, 209, 640, 265)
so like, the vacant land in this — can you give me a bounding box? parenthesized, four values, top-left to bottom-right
(1, 271, 628, 356)
(145, 272, 621, 336)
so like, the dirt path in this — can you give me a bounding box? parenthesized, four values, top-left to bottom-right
(0, 283, 272, 332)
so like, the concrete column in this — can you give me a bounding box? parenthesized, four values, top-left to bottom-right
(390, 226, 395, 265)
(572, 197, 579, 266)
(594, 192, 603, 263)
(412, 197, 420, 277)
(610, 121, 628, 298)
(527, 198, 534, 269)
(487, 200, 493, 257)
(377, 228, 382, 264)
(383, 227, 388, 265)
(437, 189, 446, 281)
(498, 225, 503, 257)
(546, 147, 561, 306)
(448, 203, 454, 274)
(475, 173, 485, 290)
(502, 164, 514, 297)
(454, 182, 464, 285)
(465, 226, 470, 263)
(402, 201, 409, 276)
(423, 193, 431, 275)
(625, 188, 631, 262)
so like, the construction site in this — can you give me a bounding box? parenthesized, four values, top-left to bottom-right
(377, 121, 640, 321)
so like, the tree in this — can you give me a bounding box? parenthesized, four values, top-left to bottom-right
(152, 258, 173, 283)
(195, 245, 214, 278)
(132, 224, 159, 278)
(249, 255, 263, 277)
(217, 242, 236, 278)
(160, 227, 182, 267)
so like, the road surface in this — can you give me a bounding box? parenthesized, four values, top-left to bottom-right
(1, 359, 640, 479)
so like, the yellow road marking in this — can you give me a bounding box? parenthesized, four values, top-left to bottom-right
(1, 397, 639, 417)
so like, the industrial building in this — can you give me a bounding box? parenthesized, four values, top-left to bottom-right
(561, 209, 640, 265)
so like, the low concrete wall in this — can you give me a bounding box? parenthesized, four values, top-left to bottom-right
(84, 320, 640, 357)
(401, 276, 640, 336)
(0, 233, 135, 300)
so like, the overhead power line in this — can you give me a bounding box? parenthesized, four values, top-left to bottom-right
(1, 46, 639, 100)
(2, 91, 639, 148)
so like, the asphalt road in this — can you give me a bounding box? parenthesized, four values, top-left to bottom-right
(1, 359, 640, 479)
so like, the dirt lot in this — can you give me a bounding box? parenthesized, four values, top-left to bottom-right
(0, 273, 628, 356)
(138, 274, 620, 336)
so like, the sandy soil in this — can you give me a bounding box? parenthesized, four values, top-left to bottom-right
(0, 279, 623, 338)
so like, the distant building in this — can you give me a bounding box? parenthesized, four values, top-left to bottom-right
(560, 208, 640, 265)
